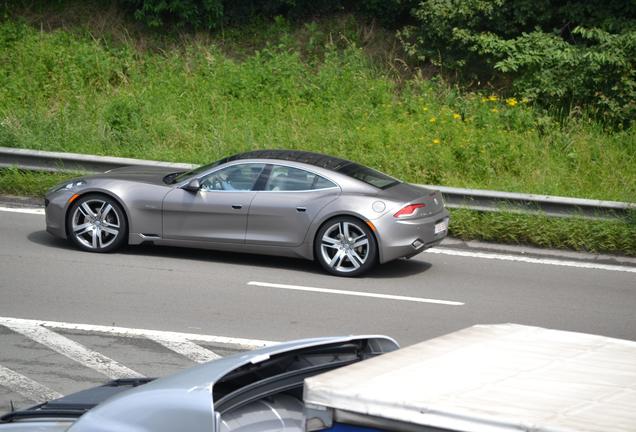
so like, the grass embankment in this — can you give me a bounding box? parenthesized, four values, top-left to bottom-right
(0, 6, 634, 255)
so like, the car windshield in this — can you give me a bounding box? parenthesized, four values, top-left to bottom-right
(336, 163, 400, 190)
(167, 159, 226, 184)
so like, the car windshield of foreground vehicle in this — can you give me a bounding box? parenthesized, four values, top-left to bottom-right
(0, 378, 154, 423)
(335, 163, 400, 190)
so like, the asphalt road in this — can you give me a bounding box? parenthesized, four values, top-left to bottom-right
(1, 206, 635, 412)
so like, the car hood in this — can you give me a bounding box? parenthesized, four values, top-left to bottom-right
(91, 166, 183, 185)
(66, 335, 398, 432)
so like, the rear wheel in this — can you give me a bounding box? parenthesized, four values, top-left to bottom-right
(67, 194, 127, 253)
(315, 217, 377, 277)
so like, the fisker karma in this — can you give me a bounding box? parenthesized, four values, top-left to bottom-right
(45, 150, 449, 276)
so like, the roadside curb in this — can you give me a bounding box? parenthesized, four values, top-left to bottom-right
(436, 237, 636, 268)
(0, 195, 42, 208)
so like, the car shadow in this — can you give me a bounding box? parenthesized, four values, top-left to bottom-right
(366, 259, 432, 278)
(28, 230, 433, 279)
(27, 230, 76, 251)
(126, 243, 329, 276)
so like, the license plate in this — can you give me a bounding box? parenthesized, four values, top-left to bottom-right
(434, 219, 448, 234)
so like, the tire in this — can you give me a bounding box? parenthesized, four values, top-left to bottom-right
(315, 216, 377, 277)
(66, 194, 127, 253)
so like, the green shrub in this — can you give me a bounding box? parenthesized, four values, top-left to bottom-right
(120, 0, 224, 30)
(119, 0, 412, 30)
(400, 0, 636, 126)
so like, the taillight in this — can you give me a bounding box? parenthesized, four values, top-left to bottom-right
(393, 203, 425, 218)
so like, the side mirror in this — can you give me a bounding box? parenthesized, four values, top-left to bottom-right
(182, 178, 201, 193)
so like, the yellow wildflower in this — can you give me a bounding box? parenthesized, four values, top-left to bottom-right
(429, 116, 437, 123)
(506, 97, 518, 107)
(432, 138, 441, 145)
(481, 97, 488, 103)
(452, 113, 461, 120)
(488, 95, 498, 102)
(491, 108, 499, 113)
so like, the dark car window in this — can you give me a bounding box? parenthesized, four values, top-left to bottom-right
(200, 164, 265, 191)
(265, 166, 337, 191)
(336, 163, 399, 189)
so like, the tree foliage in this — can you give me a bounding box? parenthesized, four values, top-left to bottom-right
(119, 0, 413, 29)
(120, 0, 224, 29)
(399, 0, 636, 126)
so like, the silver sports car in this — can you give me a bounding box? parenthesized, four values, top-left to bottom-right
(45, 150, 449, 276)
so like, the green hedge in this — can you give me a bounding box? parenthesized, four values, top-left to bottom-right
(400, 0, 636, 126)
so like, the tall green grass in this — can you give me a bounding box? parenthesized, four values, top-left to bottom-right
(449, 208, 636, 257)
(0, 15, 635, 202)
(0, 168, 78, 197)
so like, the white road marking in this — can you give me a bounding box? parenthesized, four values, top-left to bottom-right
(0, 206, 44, 215)
(0, 364, 62, 403)
(1, 318, 143, 380)
(0, 317, 274, 350)
(147, 337, 220, 363)
(247, 281, 464, 306)
(426, 248, 636, 273)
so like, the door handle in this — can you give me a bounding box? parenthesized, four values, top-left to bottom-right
(232, 205, 242, 210)
(296, 207, 307, 212)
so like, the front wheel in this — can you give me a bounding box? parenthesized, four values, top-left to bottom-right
(315, 217, 377, 277)
(66, 194, 127, 253)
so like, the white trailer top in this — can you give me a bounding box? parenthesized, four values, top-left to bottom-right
(303, 324, 636, 432)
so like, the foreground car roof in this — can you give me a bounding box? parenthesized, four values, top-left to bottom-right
(66, 335, 397, 432)
(304, 324, 636, 432)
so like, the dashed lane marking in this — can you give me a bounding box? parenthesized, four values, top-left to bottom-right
(247, 281, 465, 306)
(2, 319, 143, 380)
(0, 317, 274, 350)
(147, 337, 221, 363)
(0, 364, 62, 404)
(0, 317, 274, 403)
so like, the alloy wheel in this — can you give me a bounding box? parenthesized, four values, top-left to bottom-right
(320, 221, 370, 273)
(71, 199, 121, 250)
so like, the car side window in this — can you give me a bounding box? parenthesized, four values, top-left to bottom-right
(265, 166, 336, 191)
(200, 163, 265, 191)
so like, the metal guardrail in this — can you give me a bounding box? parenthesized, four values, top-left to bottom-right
(426, 185, 635, 220)
(1, 146, 634, 220)
(0, 147, 194, 173)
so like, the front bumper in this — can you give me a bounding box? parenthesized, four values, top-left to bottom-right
(374, 208, 450, 263)
(44, 190, 75, 239)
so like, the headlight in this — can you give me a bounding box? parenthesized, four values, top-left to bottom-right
(53, 180, 87, 193)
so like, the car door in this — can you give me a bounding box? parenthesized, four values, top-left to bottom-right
(245, 164, 340, 247)
(162, 163, 265, 243)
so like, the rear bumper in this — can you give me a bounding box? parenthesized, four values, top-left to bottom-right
(375, 208, 450, 263)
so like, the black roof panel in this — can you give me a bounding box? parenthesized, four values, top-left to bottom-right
(219, 150, 353, 171)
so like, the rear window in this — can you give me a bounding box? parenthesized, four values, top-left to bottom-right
(336, 163, 400, 189)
